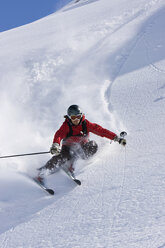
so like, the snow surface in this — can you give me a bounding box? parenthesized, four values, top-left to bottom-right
(0, 0, 165, 247)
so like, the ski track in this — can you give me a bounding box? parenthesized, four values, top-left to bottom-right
(108, 149, 127, 237)
(100, 1, 165, 247)
(103, 0, 164, 119)
(99, 3, 158, 244)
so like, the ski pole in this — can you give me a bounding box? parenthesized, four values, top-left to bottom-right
(0, 151, 50, 159)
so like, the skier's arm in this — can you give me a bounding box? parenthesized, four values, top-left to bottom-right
(86, 120, 117, 140)
(53, 122, 69, 145)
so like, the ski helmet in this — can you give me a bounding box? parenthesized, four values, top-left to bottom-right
(67, 105, 82, 117)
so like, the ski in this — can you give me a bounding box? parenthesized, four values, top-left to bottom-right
(33, 177, 55, 195)
(61, 166, 81, 185)
(19, 172, 54, 195)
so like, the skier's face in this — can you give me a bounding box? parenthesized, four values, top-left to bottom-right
(71, 118, 80, 125)
(70, 115, 81, 125)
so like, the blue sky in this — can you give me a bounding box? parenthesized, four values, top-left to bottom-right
(0, 0, 68, 32)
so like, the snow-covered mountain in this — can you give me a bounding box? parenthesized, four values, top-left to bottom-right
(0, 0, 165, 247)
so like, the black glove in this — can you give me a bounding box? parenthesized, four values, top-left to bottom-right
(114, 136, 127, 146)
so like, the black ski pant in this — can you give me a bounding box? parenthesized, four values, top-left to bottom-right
(44, 140, 98, 170)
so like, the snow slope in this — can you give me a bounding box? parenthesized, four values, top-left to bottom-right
(0, 0, 165, 247)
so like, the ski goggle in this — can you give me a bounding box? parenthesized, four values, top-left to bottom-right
(70, 114, 82, 120)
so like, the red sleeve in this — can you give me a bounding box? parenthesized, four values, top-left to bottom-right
(53, 121, 69, 145)
(86, 119, 116, 140)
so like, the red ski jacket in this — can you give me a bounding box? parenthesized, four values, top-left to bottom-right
(53, 115, 117, 146)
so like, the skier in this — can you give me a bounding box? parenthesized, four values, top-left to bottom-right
(37, 104, 126, 182)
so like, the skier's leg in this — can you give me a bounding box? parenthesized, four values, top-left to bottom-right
(81, 140, 98, 158)
(60, 145, 77, 174)
(38, 145, 71, 178)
